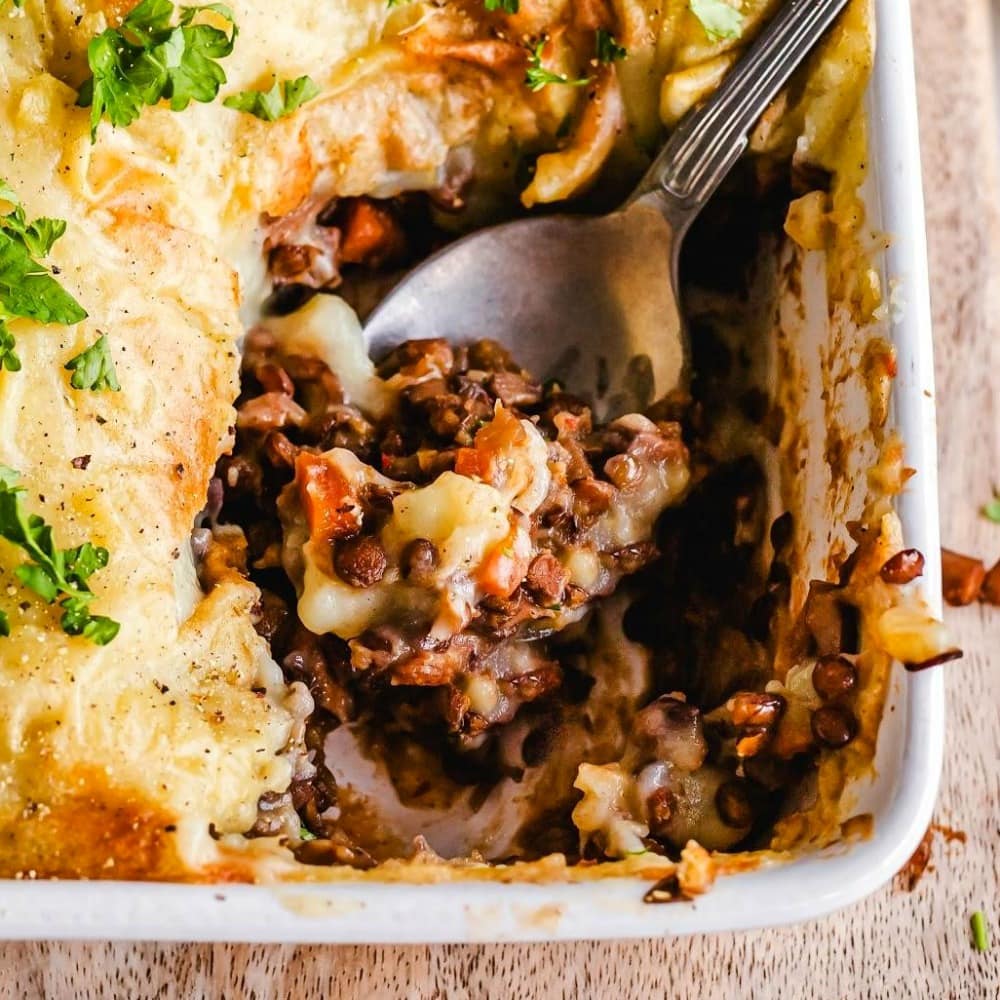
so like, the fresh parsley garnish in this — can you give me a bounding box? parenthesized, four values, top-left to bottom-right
(0, 467, 120, 645)
(525, 40, 590, 93)
(0, 184, 66, 259)
(76, 0, 238, 142)
(64, 333, 121, 392)
(971, 910, 989, 952)
(0, 237, 85, 326)
(0, 610, 8, 637)
(689, 0, 744, 42)
(298, 827, 317, 841)
(595, 29, 626, 63)
(224, 75, 319, 122)
(1, 1, 25, 9)
(983, 496, 1000, 523)
(484, 0, 519, 12)
(0, 182, 87, 373)
(0, 326, 19, 373)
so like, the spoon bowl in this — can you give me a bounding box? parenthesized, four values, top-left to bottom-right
(364, 195, 684, 416)
(364, 0, 850, 409)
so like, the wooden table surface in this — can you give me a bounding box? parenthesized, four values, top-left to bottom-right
(4, 1, 999, 996)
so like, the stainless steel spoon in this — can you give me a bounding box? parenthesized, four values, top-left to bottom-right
(364, 0, 850, 412)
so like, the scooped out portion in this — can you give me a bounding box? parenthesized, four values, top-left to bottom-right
(234, 313, 690, 747)
(284, 346, 690, 659)
(203, 257, 946, 872)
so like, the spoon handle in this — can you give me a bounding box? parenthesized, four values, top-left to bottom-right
(630, 0, 852, 219)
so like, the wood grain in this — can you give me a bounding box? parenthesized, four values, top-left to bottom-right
(2, 0, 998, 995)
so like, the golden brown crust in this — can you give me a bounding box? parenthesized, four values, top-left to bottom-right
(0, 769, 186, 882)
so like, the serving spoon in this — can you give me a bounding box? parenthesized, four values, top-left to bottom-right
(363, 0, 850, 411)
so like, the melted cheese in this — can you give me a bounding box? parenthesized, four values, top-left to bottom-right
(385, 473, 512, 577)
(261, 296, 391, 417)
(298, 467, 512, 639)
(571, 763, 648, 858)
(299, 553, 400, 639)
(593, 450, 690, 550)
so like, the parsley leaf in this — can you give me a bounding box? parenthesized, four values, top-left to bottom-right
(0, 182, 87, 372)
(0, 468, 120, 645)
(0, 235, 86, 326)
(59, 593, 120, 644)
(525, 40, 590, 93)
(1, 207, 67, 262)
(10, 216, 67, 259)
(0, 610, 8, 637)
(0, 183, 79, 315)
(77, 0, 238, 141)
(595, 29, 627, 63)
(983, 497, 1000, 523)
(0, 323, 20, 372)
(0, 176, 67, 257)
(64, 333, 121, 392)
(167, 4, 238, 107)
(971, 911, 990, 953)
(689, 0, 744, 42)
(484, 0, 519, 13)
(224, 75, 319, 122)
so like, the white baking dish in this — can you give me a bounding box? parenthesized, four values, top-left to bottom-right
(0, 0, 943, 942)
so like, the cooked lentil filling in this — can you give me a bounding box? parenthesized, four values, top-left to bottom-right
(204, 193, 886, 867)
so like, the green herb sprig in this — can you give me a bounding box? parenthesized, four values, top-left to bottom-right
(65, 333, 121, 392)
(525, 40, 590, 93)
(0, 467, 120, 645)
(595, 29, 627, 63)
(971, 910, 990, 953)
(484, 0, 519, 12)
(224, 75, 319, 122)
(689, 0, 743, 42)
(76, 0, 239, 142)
(0, 182, 86, 373)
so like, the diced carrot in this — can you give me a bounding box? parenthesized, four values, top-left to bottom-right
(478, 523, 532, 599)
(339, 199, 405, 266)
(454, 448, 484, 478)
(941, 548, 986, 606)
(469, 405, 525, 489)
(982, 559, 1000, 606)
(294, 453, 362, 544)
